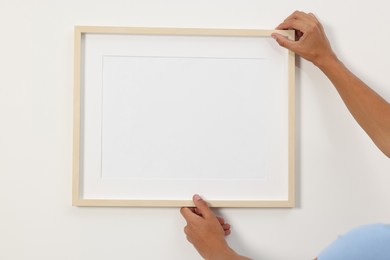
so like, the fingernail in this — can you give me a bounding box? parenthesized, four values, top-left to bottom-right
(271, 34, 277, 40)
(194, 194, 201, 201)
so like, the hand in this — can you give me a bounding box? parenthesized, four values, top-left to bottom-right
(272, 11, 337, 67)
(189, 205, 231, 236)
(180, 195, 243, 260)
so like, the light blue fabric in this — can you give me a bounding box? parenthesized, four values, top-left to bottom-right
(318, 224, 390, 260)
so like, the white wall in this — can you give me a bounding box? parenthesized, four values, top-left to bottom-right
(1, 1, 389, 259)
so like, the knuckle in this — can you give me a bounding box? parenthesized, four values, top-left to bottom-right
(180, 207, 189, 215)
(293, 10, 304, 16)
(313, 19, 321, 27)
(277, 39, 286, 47)
(184, 226, 190, 234)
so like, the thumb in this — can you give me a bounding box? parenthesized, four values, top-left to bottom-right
(193, 194, 213, 219)
(272, 33, 296, 52)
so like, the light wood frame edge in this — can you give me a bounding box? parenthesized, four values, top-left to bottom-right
(72, 26, 296, 208)
(73, 199, 294, 207)
(73, 27, 82, 206)
(288, 30, 296, 207)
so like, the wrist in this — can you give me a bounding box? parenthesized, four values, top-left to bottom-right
(203, 242, 234, 260)
(313, 52, 340, 73)
(206, 244, 246, 260)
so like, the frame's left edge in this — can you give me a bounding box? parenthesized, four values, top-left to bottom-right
(72, 26, 83, 206)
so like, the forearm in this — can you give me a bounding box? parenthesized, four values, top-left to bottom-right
(317, 56, 390, 157)
(274, 11, 390, 156)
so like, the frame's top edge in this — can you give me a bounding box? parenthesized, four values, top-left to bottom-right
(74, 25, 294, 37)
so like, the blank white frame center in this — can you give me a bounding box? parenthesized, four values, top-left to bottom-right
(73, 26, 295, 207)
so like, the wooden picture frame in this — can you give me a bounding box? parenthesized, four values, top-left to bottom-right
(73, 26, 295, 207)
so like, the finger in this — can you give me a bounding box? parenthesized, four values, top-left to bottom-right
(222, 223, 231, 231)
(275, 22, 291, 30)
(271, 33, 298, 51)
(275, 10, 305, 29)
(189, 207, 196, 214)
(280, 10, 303, 24)
(216, 216, 225, 225)
(296, 30, 304, 39)
(192, 194, 214, 219)
(275, 21, 300, 31)
(194, 207, 202, 216)
(284, 10, 312, 23)
(180, 207, 199, 223)
(188, 207, 201, 216)
(186, 235, 193, 244)
(276, 18, 309, 32)
(289, 10, 308, 18)
(225, 229, 231, 236)
(276, 11, 316, 31)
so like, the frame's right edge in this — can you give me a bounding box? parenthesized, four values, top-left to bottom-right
(287, 30, 296, 207)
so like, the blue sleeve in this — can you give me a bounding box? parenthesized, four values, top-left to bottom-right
(318, 223, 390, 260)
